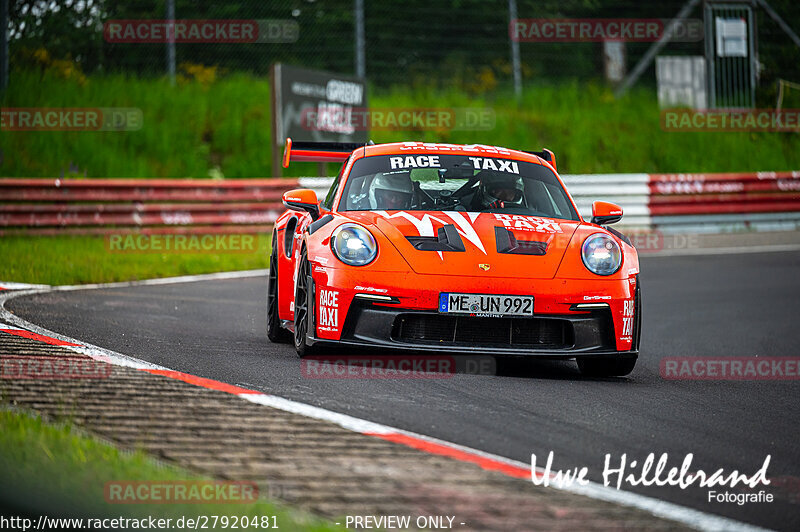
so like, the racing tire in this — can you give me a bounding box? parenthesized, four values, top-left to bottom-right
(293, 248, 318, 358)
(267, 236, 291, 344)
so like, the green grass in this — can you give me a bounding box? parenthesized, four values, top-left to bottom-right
(2, 71, 799, 177)
(0, 234, 270, 285)
(0, 409, 342, 530)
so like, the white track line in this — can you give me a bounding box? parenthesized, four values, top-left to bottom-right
(52, 269, 268, 291)
(0, 278, 774, 532)
(0, 289, 166, 370)
(645, 243, 800, 257)
(0, 281, 51, 290)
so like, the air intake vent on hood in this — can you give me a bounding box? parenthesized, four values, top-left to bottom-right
(406, 224, 466, 252)
(495, 226, 547, 255)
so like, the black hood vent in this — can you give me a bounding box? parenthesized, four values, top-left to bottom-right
(495, 226, 547, 255)
(406, 224, 466, 252)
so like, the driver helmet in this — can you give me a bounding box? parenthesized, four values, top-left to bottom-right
(368, 172, 413, 210)
(479, 171, 524, 208)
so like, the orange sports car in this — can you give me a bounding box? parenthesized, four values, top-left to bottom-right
(268, 139, 641, 376)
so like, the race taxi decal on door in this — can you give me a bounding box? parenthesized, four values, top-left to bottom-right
(318, 289, 340, 333)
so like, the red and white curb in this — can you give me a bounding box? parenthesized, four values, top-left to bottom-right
(0, 274, 770, 532)
(0, 323, 81, 346)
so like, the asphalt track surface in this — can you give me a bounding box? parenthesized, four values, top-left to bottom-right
(8, 250, 800, 531)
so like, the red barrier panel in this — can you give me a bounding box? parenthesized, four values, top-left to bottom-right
(0, 178, 297, 202)
(651, 201, 800, 216)
(1, 225, 276, 237)
(0, 178, 292, 187)
(0, 178, 298, 234)
(650, 171, 800, 182)
(0, 190, 287, 202)
(0, 211, 281, 227)
(651, 180, 800, 195)
(0, 202, 281, 213)
(648, 171, 800, 220)
(650, 192, 800, 204)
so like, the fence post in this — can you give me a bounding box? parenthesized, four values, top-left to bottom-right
(1, 0, 8, 92)
(354, 0, 365, 78)
(508, 0, 522, 100)
(166, 0, 176, 85)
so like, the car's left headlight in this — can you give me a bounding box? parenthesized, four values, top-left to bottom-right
(331, 223, 378, 266)
(581, 233, 622, 276)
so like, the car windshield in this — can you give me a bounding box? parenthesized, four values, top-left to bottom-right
(338, 153, 579, 221)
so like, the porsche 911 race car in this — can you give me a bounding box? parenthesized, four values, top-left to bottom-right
(267, 139, 641, 376)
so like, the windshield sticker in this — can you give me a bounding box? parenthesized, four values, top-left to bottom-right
(387, 154, 520, 174)
(468, 157, 520, 174)
(389, 155, 440, 169)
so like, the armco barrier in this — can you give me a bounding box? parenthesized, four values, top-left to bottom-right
(300, 172, 800, 231)
(0, 178, 297, 236)
(648, 172, 800, 232)
(2, 172, 798, 235)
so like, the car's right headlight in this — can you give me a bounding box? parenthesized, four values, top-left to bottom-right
(581, 233, 622, 276)
(330, 223, 378, 266)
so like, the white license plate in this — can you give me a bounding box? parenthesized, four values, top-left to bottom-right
(438, 293, 534, 317)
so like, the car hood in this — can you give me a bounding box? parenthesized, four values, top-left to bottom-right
(344, 210, 580, 279)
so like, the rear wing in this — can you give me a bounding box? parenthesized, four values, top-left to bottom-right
(524, 149, 557, 171)
(281, 137, 557, 171)
(282, 138, 368, 168)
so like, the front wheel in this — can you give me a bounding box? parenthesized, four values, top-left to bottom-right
(293, 249, 318, 358)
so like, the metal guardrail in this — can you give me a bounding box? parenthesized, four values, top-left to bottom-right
(648, 172, 800, 232)
(0, 178, 294, 235)
(2, 172, 799, 235)
(301, 172, 800, 231)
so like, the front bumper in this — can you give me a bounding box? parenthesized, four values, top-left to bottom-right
(309, 266, 638, 354)
(308, 298, 636, 359)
